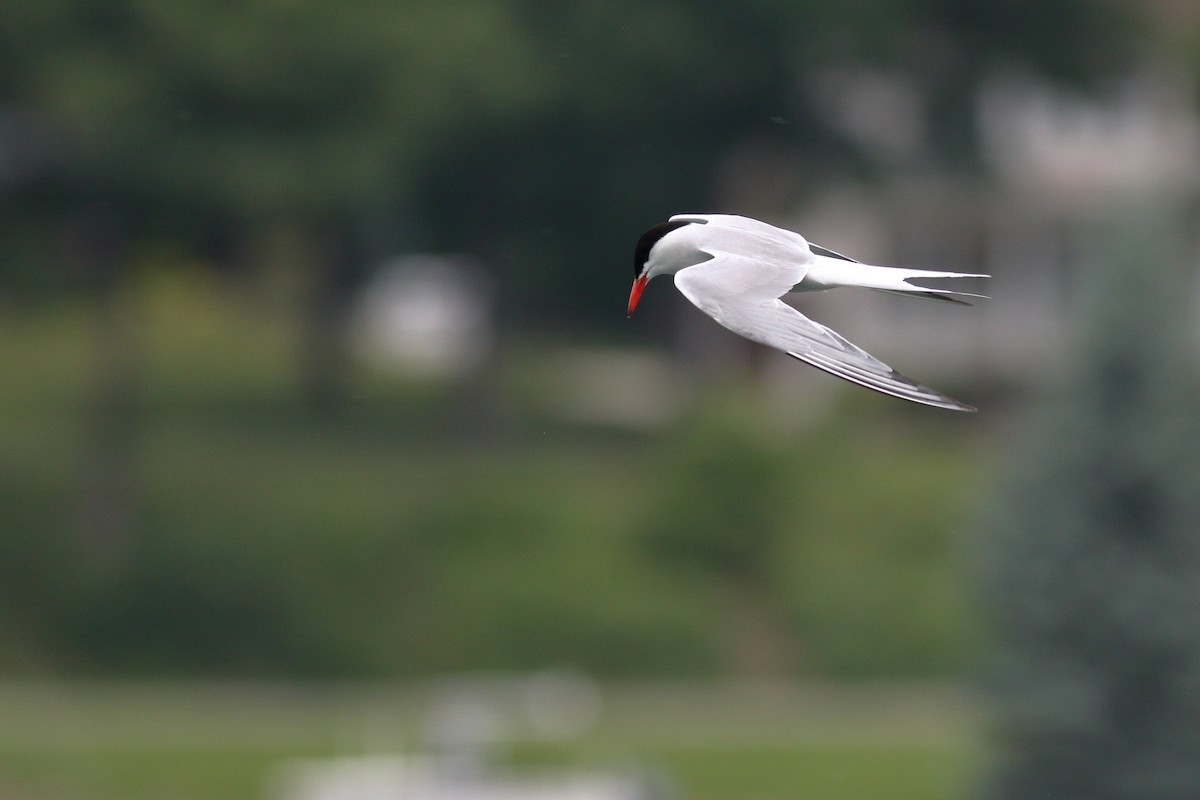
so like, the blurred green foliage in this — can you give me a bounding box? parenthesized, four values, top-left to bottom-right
(0, 0, 1143, 321)
(640, 419, 790, 583)
(0, 0, 1148, 684)
(0, 269, 983, 679)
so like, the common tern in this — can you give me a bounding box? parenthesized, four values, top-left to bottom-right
(627, 213, 986, 411)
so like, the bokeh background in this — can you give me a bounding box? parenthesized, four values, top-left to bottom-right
(3, 1, 1200, 799)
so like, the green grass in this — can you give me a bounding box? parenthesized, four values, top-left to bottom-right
(0, 743, 976, 800)
(0, 682, 981, 800)
(648, 743, 971, 800)
(0, 748, 313, 800)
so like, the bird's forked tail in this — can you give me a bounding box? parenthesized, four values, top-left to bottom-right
(804, 253, 989, 305)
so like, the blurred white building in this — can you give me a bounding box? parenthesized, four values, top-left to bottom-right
(784, 69, 1200, 397)
(351, 255, 494, 380)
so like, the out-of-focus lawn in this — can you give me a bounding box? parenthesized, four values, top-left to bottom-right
(649, 745, 970, 800)
(0, 681, 981, 800)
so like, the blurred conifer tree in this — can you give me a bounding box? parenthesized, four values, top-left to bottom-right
(980, 204, 1200, 799)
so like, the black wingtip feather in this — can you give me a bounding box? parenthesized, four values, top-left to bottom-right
(785, 351, 977, 412)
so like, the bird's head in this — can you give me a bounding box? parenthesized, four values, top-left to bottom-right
(628, 218, 696, 316)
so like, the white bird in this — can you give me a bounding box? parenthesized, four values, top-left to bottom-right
(626, 213, 987, 411)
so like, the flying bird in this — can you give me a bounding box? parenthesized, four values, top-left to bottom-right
(627, 213, 987, 411)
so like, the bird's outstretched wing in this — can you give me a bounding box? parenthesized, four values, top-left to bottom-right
(673, 254, 975, 411)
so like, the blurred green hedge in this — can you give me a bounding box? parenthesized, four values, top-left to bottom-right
(0, 285, 984, 679)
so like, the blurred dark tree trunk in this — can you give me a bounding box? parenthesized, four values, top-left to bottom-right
(64, 202, 138, 566)
(297, 217, 365, 413)
(980, 202, 1200, 800)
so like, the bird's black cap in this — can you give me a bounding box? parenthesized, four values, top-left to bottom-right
(633, 219, 693, 279)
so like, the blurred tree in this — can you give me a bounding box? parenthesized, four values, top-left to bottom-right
(640, 415, 796, 677)
(979, 204, 1200, 799)
(0, 0, 1150, 583)
(64, 202, 139, 562)
(0, 0, 1145, 326)
(0, 0, 550, 405)
(0, 0, 557, 566)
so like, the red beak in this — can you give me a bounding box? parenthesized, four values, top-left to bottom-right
(627, 274, 648, 317)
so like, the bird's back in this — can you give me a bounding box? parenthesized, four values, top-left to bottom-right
(669, 214, 811, 267)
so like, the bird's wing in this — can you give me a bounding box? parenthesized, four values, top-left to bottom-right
(673, 255, 975, 411)
(669, 213, 811, 248)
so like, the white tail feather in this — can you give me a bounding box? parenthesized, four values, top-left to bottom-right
(802, 255, 988, 303)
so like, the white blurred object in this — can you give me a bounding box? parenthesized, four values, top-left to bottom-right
(420, 691, 503, 782)
(274, 756, 432, 800)
(272, 754, 656, 800)
(352, 255, 493, 379)
(270, 674, 665, 800)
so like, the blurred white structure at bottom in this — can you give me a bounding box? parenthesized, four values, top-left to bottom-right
(272, 755, 659, 800)
(271, 673, 667, 800)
